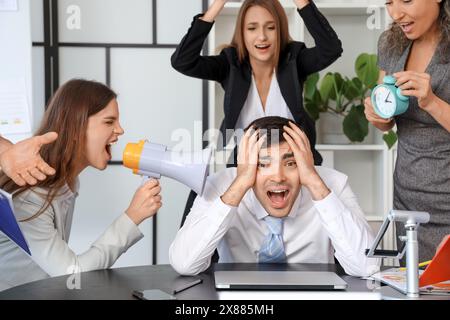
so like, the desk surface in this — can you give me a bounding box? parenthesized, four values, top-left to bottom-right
(0, 263, 382, 300)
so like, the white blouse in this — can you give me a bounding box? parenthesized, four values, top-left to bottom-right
(235, 72, 295, 131)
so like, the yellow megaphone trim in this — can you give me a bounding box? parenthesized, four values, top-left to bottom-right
(123, 140, 146, 172)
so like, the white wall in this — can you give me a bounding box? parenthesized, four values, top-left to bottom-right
(0, 0, 33, 141)
(30, 0, 45, 132)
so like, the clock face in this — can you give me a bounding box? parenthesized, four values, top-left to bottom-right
(374, 86, 396, 117)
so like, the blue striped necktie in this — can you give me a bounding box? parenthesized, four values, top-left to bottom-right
(258, 216, 286, 263)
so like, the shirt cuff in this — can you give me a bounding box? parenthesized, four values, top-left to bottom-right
(116, 213, 144, 243)
(297, 1, 315, 16)
(184, 13, 214, 38)
(312, 190, 346, 222)
(193, 13, 214, 27)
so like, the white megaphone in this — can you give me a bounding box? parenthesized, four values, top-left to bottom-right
(123, 140, 212, 196)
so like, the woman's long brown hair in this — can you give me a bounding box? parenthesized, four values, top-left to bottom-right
(0, 79, 117, 221)
(230, 0, 292, 67)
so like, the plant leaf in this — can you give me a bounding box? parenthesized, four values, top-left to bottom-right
(343, 78, 360, 102)
(334, 73, 345, 92)
(352, 77, 363, 91)
(305, 101, 320, 121)
(355, 53, 379, 89)
(333, 73, 345, 111)
(304, 90, 323, 121)
(320, 73, 335, 101)
(383, 130, 398, 149)
(313, 90, 324, 107)
(343, 104, 369, 142)
(304, 72, 320, 100)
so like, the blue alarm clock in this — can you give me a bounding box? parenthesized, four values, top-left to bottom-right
(371, 75, 409, 119)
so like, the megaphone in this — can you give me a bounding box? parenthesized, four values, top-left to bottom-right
(123, 140, 212, 196)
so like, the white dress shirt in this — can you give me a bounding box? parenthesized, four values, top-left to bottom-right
(169, 166, 380, 277)
(235, 72, 294, 131)
(0, 181, 143, 291)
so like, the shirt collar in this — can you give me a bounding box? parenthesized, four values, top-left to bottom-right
(51, 178, 80, 200)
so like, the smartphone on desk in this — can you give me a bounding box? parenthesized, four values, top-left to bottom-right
(132, 289, 176, 300)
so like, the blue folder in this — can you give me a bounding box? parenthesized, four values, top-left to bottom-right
(0, 189, 31, 255)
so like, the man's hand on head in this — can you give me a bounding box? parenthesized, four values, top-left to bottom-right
(236, 127, 266, 191)
(283, 122, 330, 200)
(221, 127, 266, 207)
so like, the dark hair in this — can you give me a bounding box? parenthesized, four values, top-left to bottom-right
(382, 0, 450, 63)
(245, 116, 303, 147)
(0, 79, 117, 221)
(230, 0, 292, 66)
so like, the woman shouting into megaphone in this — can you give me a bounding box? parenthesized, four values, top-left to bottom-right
(0, 79, 162, 291)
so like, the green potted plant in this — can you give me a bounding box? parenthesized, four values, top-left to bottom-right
(304, 53, 397, 148)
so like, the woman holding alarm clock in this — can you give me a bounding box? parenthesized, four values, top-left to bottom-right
(364, 0, 450, 263)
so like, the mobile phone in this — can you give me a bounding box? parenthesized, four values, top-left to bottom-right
(132, 289, 176, 300)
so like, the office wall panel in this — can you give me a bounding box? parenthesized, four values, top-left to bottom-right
(304, 14, 382, 76)
(111, 48, 202, 263)
(110, 48, 202, 161)
(1, 0, 32, 143)
(157, 0, 202, 44)
(59, 47, 106, 84)
(30, 0, 44, 43)
(58, 0, 152, 44)
(31, 47, 45, 131)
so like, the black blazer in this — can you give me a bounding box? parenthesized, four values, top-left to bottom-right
(171, 2, 343, 165)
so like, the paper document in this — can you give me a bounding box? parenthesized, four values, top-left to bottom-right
(0, 78, 32, 136)
(0, 188, 31, 255)
(0, 0, 18, 11)
(371, 268, 450, 296)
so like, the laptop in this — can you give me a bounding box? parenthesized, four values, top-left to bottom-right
(214, 271, 348, 290)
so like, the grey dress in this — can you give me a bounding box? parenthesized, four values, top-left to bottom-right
(377, 32, 450, 263)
